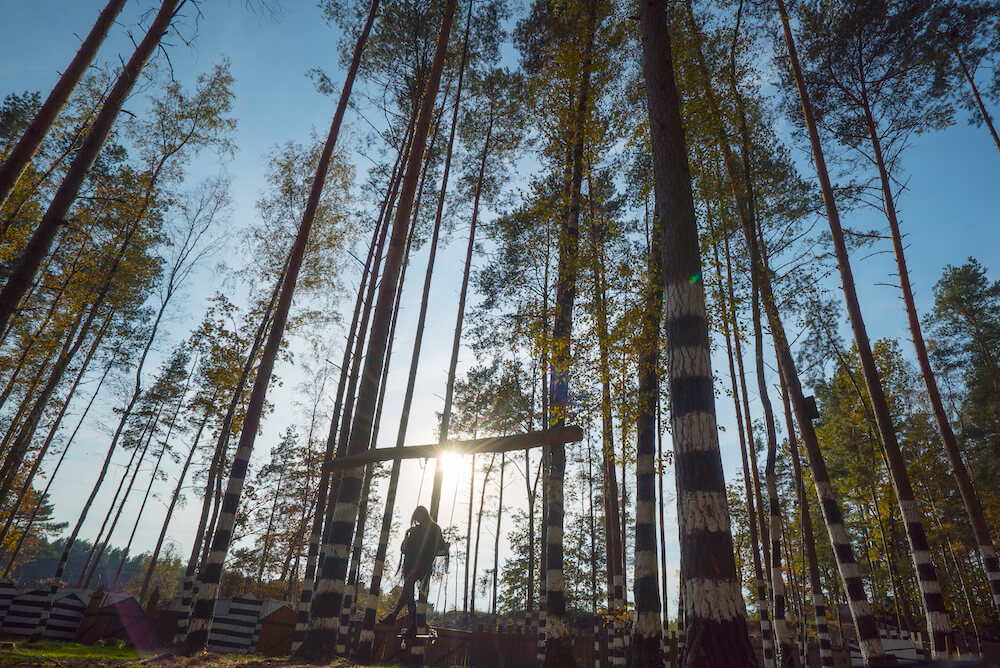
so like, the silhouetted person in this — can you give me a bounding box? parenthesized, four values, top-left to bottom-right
(380, 505, 447, 635)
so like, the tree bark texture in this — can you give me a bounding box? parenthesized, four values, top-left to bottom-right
(629, 205, 664, 668)
(638, 0, 755, 663)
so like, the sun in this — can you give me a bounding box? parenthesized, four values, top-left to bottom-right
(437, 450, 466, 480)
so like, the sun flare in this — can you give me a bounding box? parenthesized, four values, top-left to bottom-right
(437, 450, 465, 480)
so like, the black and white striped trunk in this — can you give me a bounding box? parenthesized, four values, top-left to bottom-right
(630, 213, 663, 667)
(774, 0, 947, 658)
(712, 219, 775, 668)
(337, 463, 376, 655)
(356, 457, 402, 662)
(299, 2, 454, 658)
(778, 370, 834, 668)
(294, 141, 400, 653)
(638, 2, 756, 659)
(181, 0, 375, 650)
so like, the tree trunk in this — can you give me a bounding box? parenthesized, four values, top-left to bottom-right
(299, 0, 453, 658)
(589, 207, 625, 668)
(748, 234, 795, 667)
(778, 370, 835, 667)
(712, 213, 775, 668)
(543, 22, 590, 665)
(638, 0, 755, 663)
(291, 108, 411, 656)
(0, 302, 89, 501)
(862, 96, 1000, 619)
(180, 0, 377, 652)
(775, 0, 953, 655)
(349, 128, 432, 659)
(471, 454, 496, 615)
(0, 0, 182, 335)
(629, 193, 664, 668)
(0, 219, 98, 415)
(112, 426, 170, 587)
(0, 0, 128, 209)
(464, 455, 476, 614)
(28, 214, 143, 637)
(953, 45, 1000, 154)
(115, 350, 199, 589)
(493, 453, 505, 616)
(656, 401, 670, 655)
(173, 261, 286, 645)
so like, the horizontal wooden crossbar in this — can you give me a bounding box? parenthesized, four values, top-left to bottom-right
(323, 425, 583, 473)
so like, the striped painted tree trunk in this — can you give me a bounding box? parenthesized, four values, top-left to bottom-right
(299, 2, 454, 659)
(638, 0, 755, 663)
(290, 250, 368, 654)
(588, 194, 625, 668)
(778, 374, 834, 667)
(774, 0, 953, 656)
(711, 220, 774, 668)
(537, 455, 548, 668)
(179, 0, 375, 651)
(357, 456, 402, 662)
(754, 265, 886, 664)
(629, 209, 663, 668)
(337, 463, 375, 655)
(357, 3, 471, 648)
(338, 170, 429, 657)
(731, 136, 886, 666)
(681, 0, 781, 587)
(290, 187, 391, 655)
(542, 16, 590, 665)
(174, 259, 285, 646)
(656, 404, 671, 663)
(865, 100, 1000, 620)
(294, 119, 403, 652)
(747, 236, 795, 668)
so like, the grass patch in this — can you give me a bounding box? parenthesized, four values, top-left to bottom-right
(0, 640, 142, 665)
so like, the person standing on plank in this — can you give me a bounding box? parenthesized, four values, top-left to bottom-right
(380, 505, 448, 635)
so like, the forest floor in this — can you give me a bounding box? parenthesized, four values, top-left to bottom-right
(0, 642, 379, 667)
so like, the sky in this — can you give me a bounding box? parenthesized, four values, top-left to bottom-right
(2, 0, 999, 615)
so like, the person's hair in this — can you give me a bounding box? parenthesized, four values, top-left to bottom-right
(411, 505, 433, 525)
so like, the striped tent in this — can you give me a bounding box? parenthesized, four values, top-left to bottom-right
(206, 594, 264, 653)
(0, 579, 15, 625)
(44, 590, 89, 640)
(1, 588, 48, 636)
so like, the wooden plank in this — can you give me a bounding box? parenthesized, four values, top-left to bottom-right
(323, 425, 583, 473)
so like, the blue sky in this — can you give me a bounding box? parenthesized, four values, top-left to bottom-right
(2, 0, 999, 613)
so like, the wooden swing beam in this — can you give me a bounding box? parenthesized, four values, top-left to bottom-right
(323, 425, 583, 473)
